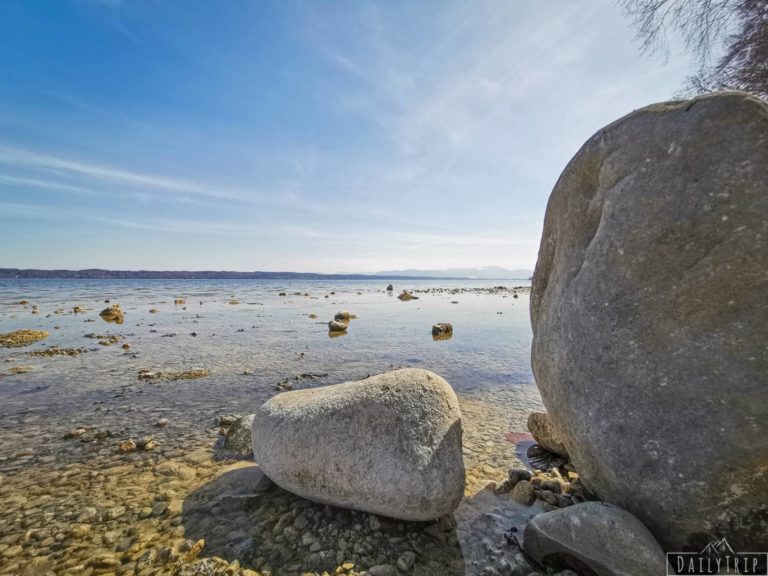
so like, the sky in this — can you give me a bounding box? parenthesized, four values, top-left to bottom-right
(0, 0, 691, 273)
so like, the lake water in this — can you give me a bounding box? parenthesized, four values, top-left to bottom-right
(0, 279, 545, 575)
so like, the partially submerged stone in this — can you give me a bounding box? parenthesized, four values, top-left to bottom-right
(523, 502, 669, 576)
(0, 329, 49, 348)
(251, 368, 465, 520)
(431, 323, 453, 336)
(328, 320, 348, 332)
(138, 368, 211, 381)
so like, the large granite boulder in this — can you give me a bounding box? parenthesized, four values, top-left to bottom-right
(531, 92, 768, 551)
(251, 368, 465, 520)
(523, 502, 669, 576)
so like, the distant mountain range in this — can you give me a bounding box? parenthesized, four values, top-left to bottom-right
(372, 266, 533, 279)
(0, 267, 530, 280)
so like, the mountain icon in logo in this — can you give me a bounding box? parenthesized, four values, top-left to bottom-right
(702, 538, 736, 557)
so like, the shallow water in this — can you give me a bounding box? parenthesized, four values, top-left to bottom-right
(0, 279, 544, 575)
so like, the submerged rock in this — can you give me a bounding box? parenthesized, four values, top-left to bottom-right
(530, 91, 768, 550)
(523, 502, 668, 576)
(0, 329, 49, 348)
(251, 368, 465, 520)
(99, 305, 124, 324)
(27, 347, 84, 357)
(138, 368, 211, 381)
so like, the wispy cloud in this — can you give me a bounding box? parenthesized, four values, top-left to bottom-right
(0, 144, 247, 201)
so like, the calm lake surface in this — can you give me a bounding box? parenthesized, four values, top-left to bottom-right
(0, 278, 544, 575)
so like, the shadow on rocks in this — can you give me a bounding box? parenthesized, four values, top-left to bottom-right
(182, 464, 466, 576)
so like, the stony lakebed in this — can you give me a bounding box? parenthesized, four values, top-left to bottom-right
(0, 278, 580, 576)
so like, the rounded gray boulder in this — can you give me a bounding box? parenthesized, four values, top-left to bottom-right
(251, 368, 465, 521)
(531, 92, 768, 551)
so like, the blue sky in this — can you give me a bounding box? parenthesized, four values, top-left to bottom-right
(0, 0, 690, 273)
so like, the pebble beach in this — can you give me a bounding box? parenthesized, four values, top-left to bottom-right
(0, 279, 546, 576)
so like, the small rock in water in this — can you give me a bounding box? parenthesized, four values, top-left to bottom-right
(99, 304, 125, 324)
(431, 323, 453, 336)
(137, 435, 157, 451)
(328, 320, 348, 332)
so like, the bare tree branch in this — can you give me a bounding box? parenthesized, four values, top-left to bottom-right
(618, 0, 768, 98)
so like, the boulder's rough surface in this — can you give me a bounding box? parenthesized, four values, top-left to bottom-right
(251, 368, 465, 520)
(530, 92, 768, 550)
(527, 412, 568, 457)
(523, 502, 669, 576)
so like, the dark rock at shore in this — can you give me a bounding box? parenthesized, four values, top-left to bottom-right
(530, 91, 768, 551)
(523, 502, 669, 576)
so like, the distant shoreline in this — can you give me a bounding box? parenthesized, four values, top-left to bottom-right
(0, 268, 531, 281)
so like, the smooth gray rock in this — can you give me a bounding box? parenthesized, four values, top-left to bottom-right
(531, 91, 768, 550)
(251, 368, 465, 520)
(523, 502, 668, 576)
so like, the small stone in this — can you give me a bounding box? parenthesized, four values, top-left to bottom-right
(104, 506, 126, 520)
(118, 438, 136, 453)
(155, 418, 169, 427)
(511, 480, 536, 506)
(396, 551, 416, 572)
(152, 501, 169, 516)
(69, 524, 91, 538)
(508, 468, 533, 486)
